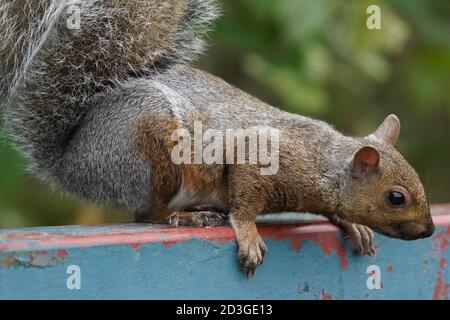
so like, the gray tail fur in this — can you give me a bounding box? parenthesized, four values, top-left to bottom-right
(0, 0, 219, 182)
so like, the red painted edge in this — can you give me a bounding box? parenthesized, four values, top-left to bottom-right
(0, 204, 449, 252)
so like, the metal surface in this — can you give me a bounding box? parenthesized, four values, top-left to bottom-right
(0, 204, 449, 299)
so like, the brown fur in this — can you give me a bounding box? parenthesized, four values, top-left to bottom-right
(135, 114, 229, 224)
(5, 0, 427, 277)
(133, 96, 433, 276)
(135, 117, 182, 222)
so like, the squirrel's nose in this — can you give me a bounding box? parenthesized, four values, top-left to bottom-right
(399, 220, 435, 240)
(417, 221, 435, 239)
(426, 221, 435, 237)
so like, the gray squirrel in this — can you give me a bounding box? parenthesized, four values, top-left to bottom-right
(0, 0, 434, 276)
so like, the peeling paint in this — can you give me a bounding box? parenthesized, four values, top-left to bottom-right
(286, 233, 347, 270)
(0, 215, 450, 300)
(433, 271, 450, 300)
(0, 254, 16, 267)
(127, 243, 141, 253)
(258, 223, 348, 269)
(162, 240, 181, 247)
(126, 223, 348, 272)
(321, 289, 332, 300)
(432, 227, 450, 253)
(0, 208, 449, 299)
(297, 282, 310, 294)
(0, 250, 68, 268)
(421, 260, 430, 273)
(56, 249, 68, 257)
(439, 258, 447, 269)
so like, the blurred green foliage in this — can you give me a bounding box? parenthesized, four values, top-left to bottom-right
(0, 0, 449, 228)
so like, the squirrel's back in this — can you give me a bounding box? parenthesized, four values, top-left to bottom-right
(0, 0, 219, 182)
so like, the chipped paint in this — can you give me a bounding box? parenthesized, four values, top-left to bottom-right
(1, 207, 449, 254)
(432, 226, 450, 253)
(0, 250, 68, 268)
(439, 258, 447, 269)
(56, 249, 68, 257)
(297, 282, 310, 294)
(257, 223, 348, 269)
(0, 204, 449, 299)
(433, 271, 450, 300)
(430, 225, 450, 300)
(290, 232, 347, 270)
(321, 289, 332, 300)
(127, 243, 141, 253)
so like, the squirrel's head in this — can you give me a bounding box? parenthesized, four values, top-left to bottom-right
(337, 115, 434, 240)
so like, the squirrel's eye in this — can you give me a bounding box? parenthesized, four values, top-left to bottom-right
(387, 191, 406, 206)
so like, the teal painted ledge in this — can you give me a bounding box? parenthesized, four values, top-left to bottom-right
(0, 204, 450, 300)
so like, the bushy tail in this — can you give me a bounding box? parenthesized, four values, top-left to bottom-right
(0, 0, 219, 181)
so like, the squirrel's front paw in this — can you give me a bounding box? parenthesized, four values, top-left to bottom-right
(169, 211, 228, 227)
(346, 224, 376, 256)
(237, 236, 267, 277)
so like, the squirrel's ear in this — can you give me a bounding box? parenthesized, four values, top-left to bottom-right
(369, 114, 401, 145)
(352, 146, 380, 178)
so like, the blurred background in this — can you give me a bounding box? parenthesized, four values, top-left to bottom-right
(0, 0, 449, 228)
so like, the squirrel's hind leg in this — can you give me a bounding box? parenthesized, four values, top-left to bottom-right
(140, 207, 229, 226)
(169, 210, 229, 227)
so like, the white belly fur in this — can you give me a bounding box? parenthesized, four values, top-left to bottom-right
(168, 181, 227, 211)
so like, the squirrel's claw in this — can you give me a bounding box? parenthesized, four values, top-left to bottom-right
(169, 210, 228, 227)
(348, 223, 376, 256)
(329, 216, 376, 256)
(237, 237, 267, 277)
